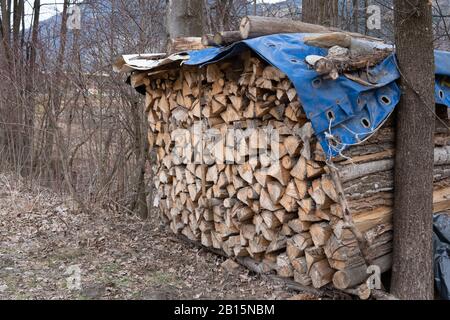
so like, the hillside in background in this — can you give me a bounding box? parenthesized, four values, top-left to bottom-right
(34, 0, 304, 72)
(32, 0, 450, 73)
(35, 0, 167, 74)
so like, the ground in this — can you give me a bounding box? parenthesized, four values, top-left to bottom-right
(0, 174, 312, 300)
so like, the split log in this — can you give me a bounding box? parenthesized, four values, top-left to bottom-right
(309, 259, 335, 289)
(288, 219, 311, 234)
(267, 235, 287, 253)
(267, 162, 291, 186)
(260, 188, 282, 211)
(267, 180, 284, 204)
(294, 271, 313, 286)
(279, 194, 299, 212)
(277, 253, 294, 278)
(332, 254, 392, 290)
(291, 257, 308, 274)
(310, 222, 333, 247)
(290, 157, 307, 180)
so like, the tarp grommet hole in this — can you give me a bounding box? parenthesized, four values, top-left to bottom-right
(439, 90, 445, 100)
(312, 78, 322, 88)
(361, 118, 371, 128)
(380, 95, 391, 105)
(327, 110, 335, 121)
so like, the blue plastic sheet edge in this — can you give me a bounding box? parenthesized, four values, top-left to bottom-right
(183, 34, 450, 158)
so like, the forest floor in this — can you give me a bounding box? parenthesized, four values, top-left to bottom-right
(0, 173, 316, 300)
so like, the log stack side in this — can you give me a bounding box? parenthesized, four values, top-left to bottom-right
(134, 51, 450, 293)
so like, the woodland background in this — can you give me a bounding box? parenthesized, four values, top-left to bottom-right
(1, 0, 449, 219)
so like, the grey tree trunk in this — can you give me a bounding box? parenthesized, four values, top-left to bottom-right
(364, 0, 368, 35)
(302, 0, 339, 27)
(353, 0, 359, 32)
(167, 0, 203, 39)
(391, 0, 435, 300)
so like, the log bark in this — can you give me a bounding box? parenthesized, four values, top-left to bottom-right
(240, 15, 381, 41)
(337, 146, 450, 183)
(214, 31, 242, 46)
(240, 15, 330, 39)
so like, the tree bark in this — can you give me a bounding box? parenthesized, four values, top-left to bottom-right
(302, 0, 339, 27)
(42, 0, 69, 181)
(12, 0, 24, 51)
(353, 0, 359, 32)
(29, 0, 40, 77)
(364, 0, 368, 35)
(0, 0, 12, 60)
(23, 0, 40, 174)
(391, 0, 435, 300)
(167, 0, 204, 39)
(130, 100, 149, 220)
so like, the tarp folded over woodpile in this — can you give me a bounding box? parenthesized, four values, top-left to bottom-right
(114, 33, 450, 159)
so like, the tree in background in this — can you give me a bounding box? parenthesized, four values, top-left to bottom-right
(302, 0, 339, 27)
(0, 0, 168, 216)
(0, 0, 29, 170)
(391, 0, 435, 299)
(167, 0, 204, 39)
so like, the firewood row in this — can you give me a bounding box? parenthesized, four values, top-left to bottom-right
(132, 50, 450, 295)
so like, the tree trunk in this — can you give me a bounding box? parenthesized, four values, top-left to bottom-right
(353, 0, 359, 32)
(23, 0, 40, 175)
(215, 0, 233, 32)
(0, 0, 12, 61)
(364, 0, 368, 35)
(302, 0, 339, 27)
(42, 0, 69, 181)
(167, 0, 203, 39)
(130, 100, 149, 220)
(302, 0, 315, 24)
(12, 0, 24, 51)
(29, 0, 40, 78)
(391, 0, 435, 300)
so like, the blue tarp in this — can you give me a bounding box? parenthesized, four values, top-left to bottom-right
(434, 213, 450, 300)
(183, 33, 450, 158)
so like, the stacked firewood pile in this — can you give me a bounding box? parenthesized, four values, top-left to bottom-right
(131, 49, 450, 296)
